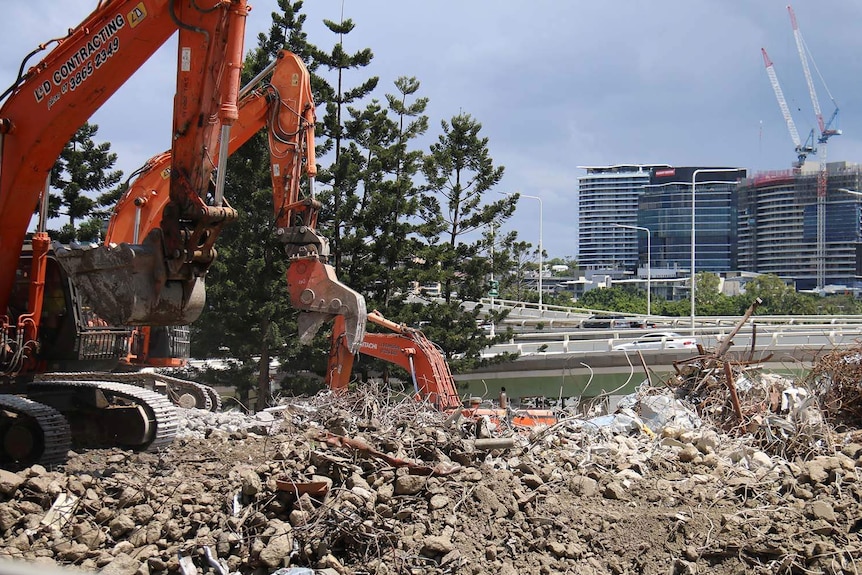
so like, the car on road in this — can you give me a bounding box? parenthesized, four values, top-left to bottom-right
(612, 332, 698, 351)
(580, 314, 655, 329)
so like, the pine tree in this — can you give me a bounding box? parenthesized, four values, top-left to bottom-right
(308, 15, 378, 276)
(49, 122, 122, 242)
(412, 113, 518, 369)
(340, 77, 431, 309)
(421, 113, 514, 303)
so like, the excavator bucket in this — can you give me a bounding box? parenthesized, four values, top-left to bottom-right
(286, 258, 367, 353)
(53, 233, 205, 326)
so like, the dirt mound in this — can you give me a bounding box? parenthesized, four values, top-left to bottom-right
(1, 381, 861, 575)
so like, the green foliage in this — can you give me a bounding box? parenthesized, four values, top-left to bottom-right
(579, 285, 648, 315)
(421, 113, 512, 303)
(543, 292, 576, 307)
(576, 271, 862, 318)
(48, 122, 122, 241)
(309, 14, 378, 276)
(741, 274, 795, 314)
(498, 235, 538, 302)
(337, 78, 431, 309)
(255, 1, 313, 63)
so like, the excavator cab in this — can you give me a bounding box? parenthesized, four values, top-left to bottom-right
(3, 244, 134, 376)
(126, 325, 190, 369)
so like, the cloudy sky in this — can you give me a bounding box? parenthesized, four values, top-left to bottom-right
(4, 1, 862, 260)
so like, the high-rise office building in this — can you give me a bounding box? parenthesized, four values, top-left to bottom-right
(641, 167, 745, 273)
(578, 164, 744, 274)
(577, 164, 668, 270)
(578, 161, 862, 290)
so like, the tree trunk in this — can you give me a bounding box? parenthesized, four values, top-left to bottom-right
(255, 319, 271, 412)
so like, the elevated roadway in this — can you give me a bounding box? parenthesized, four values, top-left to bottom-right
(455, 299, 862, 402)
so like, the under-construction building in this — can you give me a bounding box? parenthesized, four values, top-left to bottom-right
(737, 161, 862, 289)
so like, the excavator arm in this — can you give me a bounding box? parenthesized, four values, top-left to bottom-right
(0, 0, 182, 339)
(52, 0, 250, 327)
(103, 50, 366, 353)
(327, 310, 462, 411)
(2, 0, 254, 326)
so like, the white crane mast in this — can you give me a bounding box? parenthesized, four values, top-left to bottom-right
(761, 47, 814, 168)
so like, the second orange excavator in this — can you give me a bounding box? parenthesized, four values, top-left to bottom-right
(327, 311, 462, 410)
(327, 311, 557, 429)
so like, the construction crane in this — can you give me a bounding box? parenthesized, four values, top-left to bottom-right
(761, 47, 816, 170)
(788, 4, 841, 291)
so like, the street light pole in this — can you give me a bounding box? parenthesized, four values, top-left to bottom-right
(501, 192, 543, 310)
(489, 222, 496, 338)
(691, 168, 741, 331)
(613, 223, 651, 317)
(520, 194, 543, 310)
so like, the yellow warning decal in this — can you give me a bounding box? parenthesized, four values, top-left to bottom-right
(128, 2, 147, 28)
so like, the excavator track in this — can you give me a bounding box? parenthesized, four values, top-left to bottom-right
(0, 394, 72, 469)
(37, 372, 221, 412)
(27, 380, 177, 452)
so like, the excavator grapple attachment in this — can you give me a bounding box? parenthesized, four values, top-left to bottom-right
(53, 234, 205, 326)
(286, 259, 367, 353)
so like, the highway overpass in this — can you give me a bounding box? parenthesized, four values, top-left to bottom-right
(455, 299, 862, 402)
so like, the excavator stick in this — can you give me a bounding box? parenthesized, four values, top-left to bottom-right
(48, 0, 248, 328)
(286, 259, 367, 354)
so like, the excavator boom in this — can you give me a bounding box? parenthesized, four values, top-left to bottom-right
(0, 0, 179, 318)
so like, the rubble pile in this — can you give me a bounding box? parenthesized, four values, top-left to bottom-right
(0, 372, 861, 575)
(666, 357, 832, 459)
(807, 345, 862, 429)
(655, 303, 841, 460)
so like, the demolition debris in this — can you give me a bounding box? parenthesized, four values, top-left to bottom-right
(1, 328, 862, 574)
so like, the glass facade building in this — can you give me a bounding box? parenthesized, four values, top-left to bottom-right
(579, 161, 862, 289)
(737, 162, 862, 289)
(641, 167, 745, 273)
(577, 164, 667, 270)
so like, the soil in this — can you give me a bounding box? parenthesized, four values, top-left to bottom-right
(0, 387, 861, 575)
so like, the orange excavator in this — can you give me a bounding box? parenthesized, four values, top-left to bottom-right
(97, 47, 549, 430)
(0, 0, 252, 467)
(327, 311, 557, 428)
(0, 2, 366, 467)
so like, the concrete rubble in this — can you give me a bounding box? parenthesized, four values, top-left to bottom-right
(0, 355, 861, 574)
